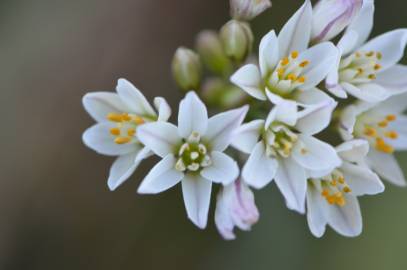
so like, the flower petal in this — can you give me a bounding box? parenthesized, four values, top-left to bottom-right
(336, 139, 369, 163)
(390, 115, 407, 151)
(182, 175, 212, 229)
(266, 91, 298, 126)
(82, 92, 128, 123)
(278, 0, 312, 58)
(242, 142, 278, 189)
(154, 97, 172, 122)
(306, 182, 328, 238)
(178, 91, 208, 138)
(292, 135, 342, 171)
(345, 0, 375, 49)
(232, 120, 264, 154)
(297, 42, 339, 90)
(341, 162, 385, 196)
(230, 64, 266, 100)
(259, 30, 280, 76)
(360, 29, 407, 71)
(326, 195, 362, 237)
(201, 151, 239, 185)
(376, 65, 407, 95)
(203, 106, 248, 152)
(367, 150, 406, 187)
(116, 78, 157, 117)
(137, 122, 181, 158)
(137, 154, 183, 194)
(82, 122, 137, 156)
(274, 158, 307, 213)
(341, 82, 390, 103)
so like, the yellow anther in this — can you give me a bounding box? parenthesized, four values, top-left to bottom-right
(338, 176, 345, 184)
(343, 186, 352, 193)
(357, 68, 364, 75)
(330, 180, 337, 187)
(287, 73, 297, 81)
(281, 57, 290, 66)
(378, 120, 388, 128)
(376, 138, 394, 154)
(385, 131, 399, 140)
(297, 76, 306, 83)
(299, 60, 309, 68)
(107, 113, 123, 122)
(321, 189, 329, 197)
(327, 196, 336, 205)
(110, 128, 121, 136)
(376, 52, 382, 60)
(355, 52, 362, 58)
(368, 74, 376, 80)
(291, 51, 299, 59)
(366, 51, 375, 57)
(300, 148, 308, 155)
(336, 197, 346, 207)
(277, 68, 285, 77)
(122, 113, 132, 122)
(134, 116, 145, 125)
(114, 137, 131, 144)
(386, 114, 397, 121)
(364, 127, 377, 137)
(374, 64, 382, 70)
(127, 128, 136, 137)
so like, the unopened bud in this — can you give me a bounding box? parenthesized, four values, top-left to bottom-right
(312, 0, 363, 42)
(196, 30, 233, 76)
(230, 0, 272, 21)
(220, 20, 253, 63)
(172, 47, 202, 91)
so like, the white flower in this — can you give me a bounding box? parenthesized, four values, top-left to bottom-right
(82, 78, 171, 191)
(307, 140, 384, 237)
(233, 105, 341, 213)
(136, 92, 248, 229)
(230, 0, 272, 21)
(339, 93, 407, 186)
(215, 179, 259, 240)
(311, 0, 363, 42)
(326, 0, 407, 102)
(231, 0, 338, 118)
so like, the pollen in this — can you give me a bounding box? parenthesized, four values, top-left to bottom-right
(297, 76, 306, 83)
(134, 116, 145, 125)
(366, 51, 375, 57)
(368, 74, 376, 80)
(110, 128, 121, 136)
(357, 68, 364, 75)
(114, 137, 131, 144)
(385, 131, 399, 139)
(107, 113, 124, 122)
(343, 186, 352, 193)
(291, 51, 299, 59)
(378, 120, 388, 128)
(386, 114, 397, 121)
(299, 60, 309, 68)
(364, 127, 377, 137)
(374, 64, 382, 70)
(127, 128, 136, 137)
(376, 138, 394, 154)
(277, 68, 285, 77)
(287, 73, 297, 81)
(281, 57, 290, 66)
(376, 52, 383, 60)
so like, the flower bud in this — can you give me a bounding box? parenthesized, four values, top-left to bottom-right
(202, 78, 246, 109)
(171, 47, 202, 91)
(230, 0, 272, 21)
(220, 20, 254, 63)
(312, 0, 363, 42)
(196, 30, 233, 76)
(215, 180, 259, 240)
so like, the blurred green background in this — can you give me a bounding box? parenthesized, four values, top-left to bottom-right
(1, 0, 407, 269)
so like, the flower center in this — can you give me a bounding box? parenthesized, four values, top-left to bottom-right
(356, 113, 398, 154)
(339, 50, 382, 84)
(107, 112, 145, 145)
(175, 132, 212, 172)
(315, 170, 352, 207)
(266, 51, 309, 97)
(264, 124, 299, 158)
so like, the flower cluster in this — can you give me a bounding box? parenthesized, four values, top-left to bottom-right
(82, 0, 407, 239)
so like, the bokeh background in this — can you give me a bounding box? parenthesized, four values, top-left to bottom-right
(2, 0, 407, 269)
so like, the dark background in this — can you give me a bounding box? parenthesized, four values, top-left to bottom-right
(2, 0, 407, 269)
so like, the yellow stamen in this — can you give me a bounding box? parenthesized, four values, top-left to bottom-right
(378, 120, 388, 128)
(338, 176, 345, 184)
(366, 51, 375, 57)
(110, 128, 121, 136)
(376, 138, 394, 153)
(287, 73, 297, 81)
(374, 64, 382, 70)
(385, 131, 399, 140)
(336, 197, 346, 207)
(127, 128, 136, 137)
(299, 60, 309, 68)
(321, 189, 329, 197)
(357, 68, 364, 75)
(297, 76, 306, 83)
(327, 196, 336, 205)
(281, 57, 289, 66)
(291, 51, 299, 59)
(368, 74, 376, 80)
(107, 113, 123, 122)
(114, 137, 131, 144)
(386, 114, 397, 122)
(364, 127, 377, 137)
(376, 52, 382, 60)
(330, 180, 337, 187)
(134, 116, 145, 125)
(343, 186, 352, 193)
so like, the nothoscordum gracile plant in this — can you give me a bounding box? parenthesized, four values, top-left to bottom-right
(82, 0, 407, 240)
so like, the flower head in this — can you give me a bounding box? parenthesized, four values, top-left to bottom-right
(136, 92, 248, 228)
(307, 140, 384, 237)
(82, 78, 171, 191)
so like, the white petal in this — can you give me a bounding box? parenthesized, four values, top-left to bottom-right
(391, 115, 407, 151)
(116, 78, 157, 117)
(230, 64, 266, 100)
(203, 106, 248, 152)
(178, 91, 208, 138)
(346, 0, 375, 49)
(266, 91, 298, 126)
(337, 30, 359, 56)
(297, 42, 339, 90)
(296, 89, 337, 135)
(201, 152, 239, 185)
(214, 189, 236, 240)
(82, 122, 137, 156)
(341, 162, 385, 196)
(232, 120, 264, 154)
(137, 122, 181, 158)
(274, 158, 307, 213)
(338, 104, 359, 140)
(367, 150, 406, 187)
(306, 184, 328, 238)
(137, 154, 183, 194)
(82, 92, 128, 123)
(293, 135, 341, 171)
(242, 142, 278, 189)
(278, 0, 312, 58)
(259, 30, 280, 76)
(376, 65, 407, 95)
(154, 97, 171, 122)
(336, 139, 369, 163)
(182, 175, 212, 229)
(372, 92, 407, 115)
(341, 82, 390, 103)
(360, 29, 407, 71)
(326, 195, 362, 237)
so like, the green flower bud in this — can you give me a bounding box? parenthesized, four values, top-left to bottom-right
(172, 47, 202, 91)
(220, 20, 253, 63)
(196, 31, 233, 77)
(202, 78, 246, 109)
(230, 0, 272, 21)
